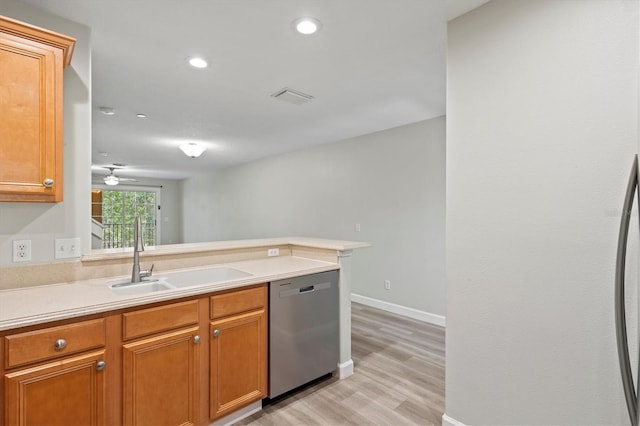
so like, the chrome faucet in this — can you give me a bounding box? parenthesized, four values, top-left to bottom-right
(131, 217, 153, 283)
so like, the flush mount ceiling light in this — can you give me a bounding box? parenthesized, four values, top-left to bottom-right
(292, 17, 321, 35)
(136, 113, 147, 118)
(99, 106, 115, 115)
(179, 142, 206, 158)
(188, 57, 208, 68)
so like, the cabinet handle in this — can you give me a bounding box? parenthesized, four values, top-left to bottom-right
(54, 339, 67, 350)
(193, 335, 201, 344)
(43, 178, 54, 187)
(213, 329, 220, 337)
(96, 361, 106, 371)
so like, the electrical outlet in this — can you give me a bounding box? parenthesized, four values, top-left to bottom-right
(267, 248, 280, 257)
(355, 223, 361, 232)
(55, 238, 81, 259)
(13, 240, 32, 262)
(384, 280, 391, 290)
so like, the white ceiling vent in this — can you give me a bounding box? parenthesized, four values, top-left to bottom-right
(271, 87, 314, 105)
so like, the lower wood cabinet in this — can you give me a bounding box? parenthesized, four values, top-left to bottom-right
(122, 327, 200, 426)
(1, 284, 268, 426)
(4, 350, 106, 426)
(210, 285, 268, 420)
(210, 309, 267, 419)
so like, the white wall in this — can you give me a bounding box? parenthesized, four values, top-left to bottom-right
(181, 117, 446, 317)
(446, 0, 637, 424)
(0, 1, 91, 267)
(142, 177, 182, 245)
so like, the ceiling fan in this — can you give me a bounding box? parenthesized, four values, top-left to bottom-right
(103, 166, 137, 186)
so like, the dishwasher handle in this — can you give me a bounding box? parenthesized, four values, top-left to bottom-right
(278, 281, 332, 298)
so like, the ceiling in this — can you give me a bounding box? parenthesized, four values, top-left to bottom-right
(18, 0, 489, 181)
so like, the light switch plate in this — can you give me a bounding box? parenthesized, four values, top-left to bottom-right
(55, 238, 81, 259)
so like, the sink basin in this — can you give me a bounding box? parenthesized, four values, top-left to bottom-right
(107, 266, 251, 295)
(163, 267, 252, 288)
(109, 280, 174, 296)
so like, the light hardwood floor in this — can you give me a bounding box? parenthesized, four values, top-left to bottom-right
(237, 302, 445, 426)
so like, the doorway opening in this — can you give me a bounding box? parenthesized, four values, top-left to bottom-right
(91, 187, 161, 249)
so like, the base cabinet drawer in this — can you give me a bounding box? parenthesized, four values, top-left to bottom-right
(4, 318, 105, 369)
(122, 300, 199, 341)
(4, 350, 106, 426)
(210, 286, 266, 320)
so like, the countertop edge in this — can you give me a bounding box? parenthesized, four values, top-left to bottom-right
(0, 258, 339, 332)
(82, 237, 371, 262)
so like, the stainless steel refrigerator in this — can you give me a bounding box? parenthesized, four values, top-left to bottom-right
(616, 155, 640, 425)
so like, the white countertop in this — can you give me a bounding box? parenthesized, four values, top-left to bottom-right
(0, 256, 338, 332)
(84, 237, 370, 262)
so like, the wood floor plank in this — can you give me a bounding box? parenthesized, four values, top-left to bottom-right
(236, 302, 445, 425)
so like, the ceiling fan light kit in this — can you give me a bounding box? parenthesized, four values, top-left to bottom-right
(102, 166, 137, 186)
(104, 174, 119, 185)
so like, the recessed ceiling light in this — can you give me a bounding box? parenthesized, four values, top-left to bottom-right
(136, 113, 147, 118)
(188, 57, 208, 68)
(292, 17, 321, 35)
(99, 106, 115, 115)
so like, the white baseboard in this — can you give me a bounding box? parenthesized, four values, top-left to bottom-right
(210, 400, 261, 426)
(334, 359, 354, 379)
(351, 293, 446, 327)
(442, 413, 466, 426)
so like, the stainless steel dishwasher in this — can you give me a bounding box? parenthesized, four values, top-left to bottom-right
(269, 270, 339, 398)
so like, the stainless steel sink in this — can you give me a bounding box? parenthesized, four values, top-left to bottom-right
(109, 280, 174, 296)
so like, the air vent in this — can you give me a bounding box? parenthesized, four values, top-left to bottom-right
(271, 87, 314, 105)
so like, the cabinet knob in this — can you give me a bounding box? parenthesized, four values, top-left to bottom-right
(213, 329, 220, 337)
(43, 178, 54, 187)
(96, 361, 106, 371)
(193, 335, 201, 344)
(54, 339, 67, 350)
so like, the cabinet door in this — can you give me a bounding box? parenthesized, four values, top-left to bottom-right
(4, 350, 106, 426)
(210, 309, 267, 420)
(0, 30, 62, 202)
(122, 327, 200, 426)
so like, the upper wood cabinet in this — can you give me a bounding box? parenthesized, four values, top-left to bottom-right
(0, 16, 75, 202)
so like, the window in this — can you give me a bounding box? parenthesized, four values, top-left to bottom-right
(91, 187, 160, 249)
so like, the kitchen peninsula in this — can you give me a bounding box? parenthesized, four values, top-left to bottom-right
(0, 237, 368, 425)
